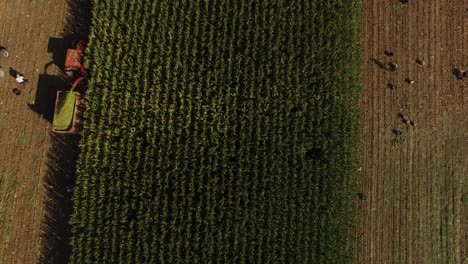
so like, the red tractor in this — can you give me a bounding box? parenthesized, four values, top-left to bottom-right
(51, 39, 88, 134)
(64, 40, 87, 77)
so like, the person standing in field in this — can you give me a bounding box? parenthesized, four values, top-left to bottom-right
(15, 73, 29, 84)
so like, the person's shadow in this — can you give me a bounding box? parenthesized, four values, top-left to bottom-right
(8, 67, 21, 78)
(370, 58, 388, 71)
(452, 68, 464, 80)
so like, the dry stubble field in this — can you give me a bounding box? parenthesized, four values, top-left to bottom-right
(0, 0, 70, 263)
(0, 0, 466, 263)
(358, 0, 467, 263)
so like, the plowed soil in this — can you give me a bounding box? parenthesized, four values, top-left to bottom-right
(358, 0, 467, 263)
(0, 1, 68, 263)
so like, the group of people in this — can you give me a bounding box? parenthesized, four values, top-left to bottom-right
(381, 50, 420, 133)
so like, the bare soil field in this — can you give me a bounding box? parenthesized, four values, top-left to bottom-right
(0, 0, 73, 263)
(358, 0, 467, 263)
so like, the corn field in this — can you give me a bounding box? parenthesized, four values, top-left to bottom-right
(70, 0, 362, 263)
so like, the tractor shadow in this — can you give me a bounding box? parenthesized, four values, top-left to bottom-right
(28, 72, 69, 123)
(38, 0, 91, 263)
(29, 35, 71, 122)
(47, 37, 68, 69)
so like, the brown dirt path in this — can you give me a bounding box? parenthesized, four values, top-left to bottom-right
(0, 1, 68, 263)
(358, 0, 467, 263)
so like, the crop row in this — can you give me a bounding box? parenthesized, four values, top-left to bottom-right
(69, 0, 362, 263)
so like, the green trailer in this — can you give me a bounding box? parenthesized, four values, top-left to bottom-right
(52, 91, 82, 133)
(52, 77, 85, 134)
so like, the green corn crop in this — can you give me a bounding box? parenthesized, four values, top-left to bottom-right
(69, 0, 362, 263)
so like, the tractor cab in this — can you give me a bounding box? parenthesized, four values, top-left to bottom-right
(64, 40, 87, 77)
(52, 77, 85, 134)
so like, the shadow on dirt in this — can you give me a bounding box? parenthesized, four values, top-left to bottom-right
(452, 68, 466, 80)
(47, 37, 68, 69)
(29, 35, 69, 121)
(28, 71, 69, 123)
(8, 67, 20, 78)
(370, 58, 388, 71)
(38, 0, 91, 263)
(38, 134, 79, 264)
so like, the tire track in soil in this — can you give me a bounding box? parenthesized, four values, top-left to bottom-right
(358, 0, 466, 263)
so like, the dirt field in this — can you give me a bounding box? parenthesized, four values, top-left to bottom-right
(0, 0, 71, 263)
(358, 0, 467, 263)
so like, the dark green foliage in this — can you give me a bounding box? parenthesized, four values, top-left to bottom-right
(70, 0, 362, 263)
